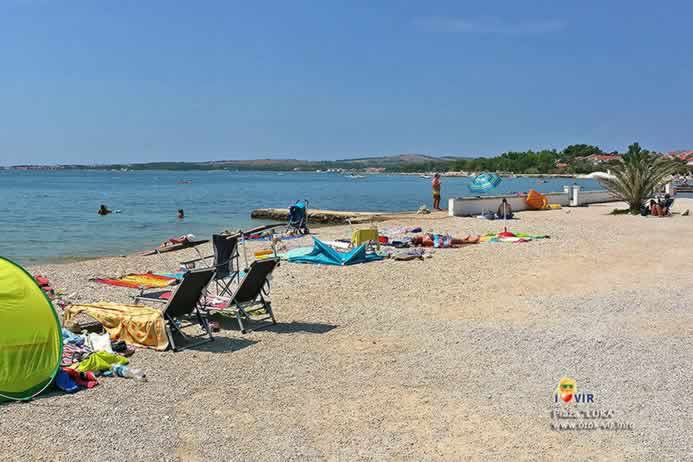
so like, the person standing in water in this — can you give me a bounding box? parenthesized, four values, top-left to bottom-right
(431, 173, 442, 210)
(177, 209, 185, 219)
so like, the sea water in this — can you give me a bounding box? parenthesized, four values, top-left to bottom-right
(0, 170, 600, 264)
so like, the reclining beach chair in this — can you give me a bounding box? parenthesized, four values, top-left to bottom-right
(207, 258, 280, 334)
(180, 233, 240, 297)
(135, 267, 216, 351)
(287, 200, 309, 235)
(66, 268, 215, 352)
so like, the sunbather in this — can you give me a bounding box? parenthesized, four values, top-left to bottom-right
(97, 204, 112, 215)
(161, 234, 193, 247)
(412, 233, 479, 248)
(496, 199, 513, 219)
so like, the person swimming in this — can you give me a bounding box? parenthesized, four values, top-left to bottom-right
(177, 209, 185, 219)
(97, 204, 112, 215)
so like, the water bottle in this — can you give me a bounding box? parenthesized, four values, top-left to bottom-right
(111, 364, 147, 382)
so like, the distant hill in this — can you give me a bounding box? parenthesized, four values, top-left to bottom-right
(334, 154, 466, 164)
(8, 154, 468, 172)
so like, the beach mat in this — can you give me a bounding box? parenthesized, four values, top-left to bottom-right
(91, 273, 178, 289)
(480, 232, 550, 243)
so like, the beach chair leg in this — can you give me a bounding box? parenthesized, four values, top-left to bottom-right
(165, 311, 213, 352)
(165, 321, 178, 352)
(266, 302, 276, 325)
(195, 305, 214, 342)
(236, 309, 247, 334)
(216, 278, 235, 298)
(260, 294, 277, 325)
(155, 249, 174, 273)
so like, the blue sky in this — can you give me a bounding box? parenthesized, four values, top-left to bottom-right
(1, 1, 692, 165)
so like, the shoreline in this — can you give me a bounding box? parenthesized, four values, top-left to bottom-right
(2, 167, 582, 178)
(11, 199, 693, 459)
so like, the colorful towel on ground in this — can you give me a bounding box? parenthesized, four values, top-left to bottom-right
(63, 302, 169, 350)
(91, 273, 178, 289)
(480, 232, 550, 243)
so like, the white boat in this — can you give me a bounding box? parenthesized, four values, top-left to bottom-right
(345, 174, 366, 179)
(421, 175, 432, 179)
(582, 171, 616, 180)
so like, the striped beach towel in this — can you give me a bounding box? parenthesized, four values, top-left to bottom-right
(91, 273, 178, 289)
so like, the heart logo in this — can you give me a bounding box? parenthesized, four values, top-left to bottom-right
(561, 393, 572, 403)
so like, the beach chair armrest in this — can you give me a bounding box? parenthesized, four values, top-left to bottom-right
(134, 296, 168, 305)
(180, 255, 213, 266)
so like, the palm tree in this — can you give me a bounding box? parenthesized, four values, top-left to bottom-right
(598, 143, 680, 214)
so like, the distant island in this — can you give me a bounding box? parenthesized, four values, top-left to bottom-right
(4, 144, 690, 175)
(5, 154, 464, 173)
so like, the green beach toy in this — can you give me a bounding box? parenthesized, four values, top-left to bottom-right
(0, 257, 62, 401)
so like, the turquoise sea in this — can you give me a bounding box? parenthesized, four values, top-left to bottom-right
(0, 170, 601, 264)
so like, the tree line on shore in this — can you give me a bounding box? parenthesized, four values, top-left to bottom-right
(9, 143, 689, 174)
(395, 144, 616, 174)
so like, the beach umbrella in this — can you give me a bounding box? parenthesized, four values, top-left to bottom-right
(468, 173, 502, 193)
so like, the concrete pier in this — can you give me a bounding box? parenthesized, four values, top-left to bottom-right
(250, 208, 388, 224)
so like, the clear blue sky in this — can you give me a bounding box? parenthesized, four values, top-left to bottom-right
(1, 0, 692, 165)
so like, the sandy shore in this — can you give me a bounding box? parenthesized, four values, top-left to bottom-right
(2, 200, 693, 460)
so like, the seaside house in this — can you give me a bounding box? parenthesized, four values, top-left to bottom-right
(667, 150, 693, 167)
(585, 153, 622, 165)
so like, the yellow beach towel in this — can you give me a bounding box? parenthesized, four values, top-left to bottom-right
(351, 228, 379, 247)
(63, 302, 169, 350)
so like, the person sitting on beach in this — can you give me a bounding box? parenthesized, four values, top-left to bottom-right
(431, 173, 442, 211)
(496, 198, 513, 219)
(648, 199, 662, 217)
(97, 204, 112, 215)
(177, 209, 185, 219)
(659, 194, 674, 216)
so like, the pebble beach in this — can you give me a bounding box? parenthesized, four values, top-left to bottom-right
(2, 199, 693, 460)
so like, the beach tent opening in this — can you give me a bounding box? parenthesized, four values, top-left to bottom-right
(288, 238, 383, 266)
(0, 257, 62, 401)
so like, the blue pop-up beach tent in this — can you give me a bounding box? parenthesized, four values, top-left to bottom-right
(288, 238, 383, 266)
